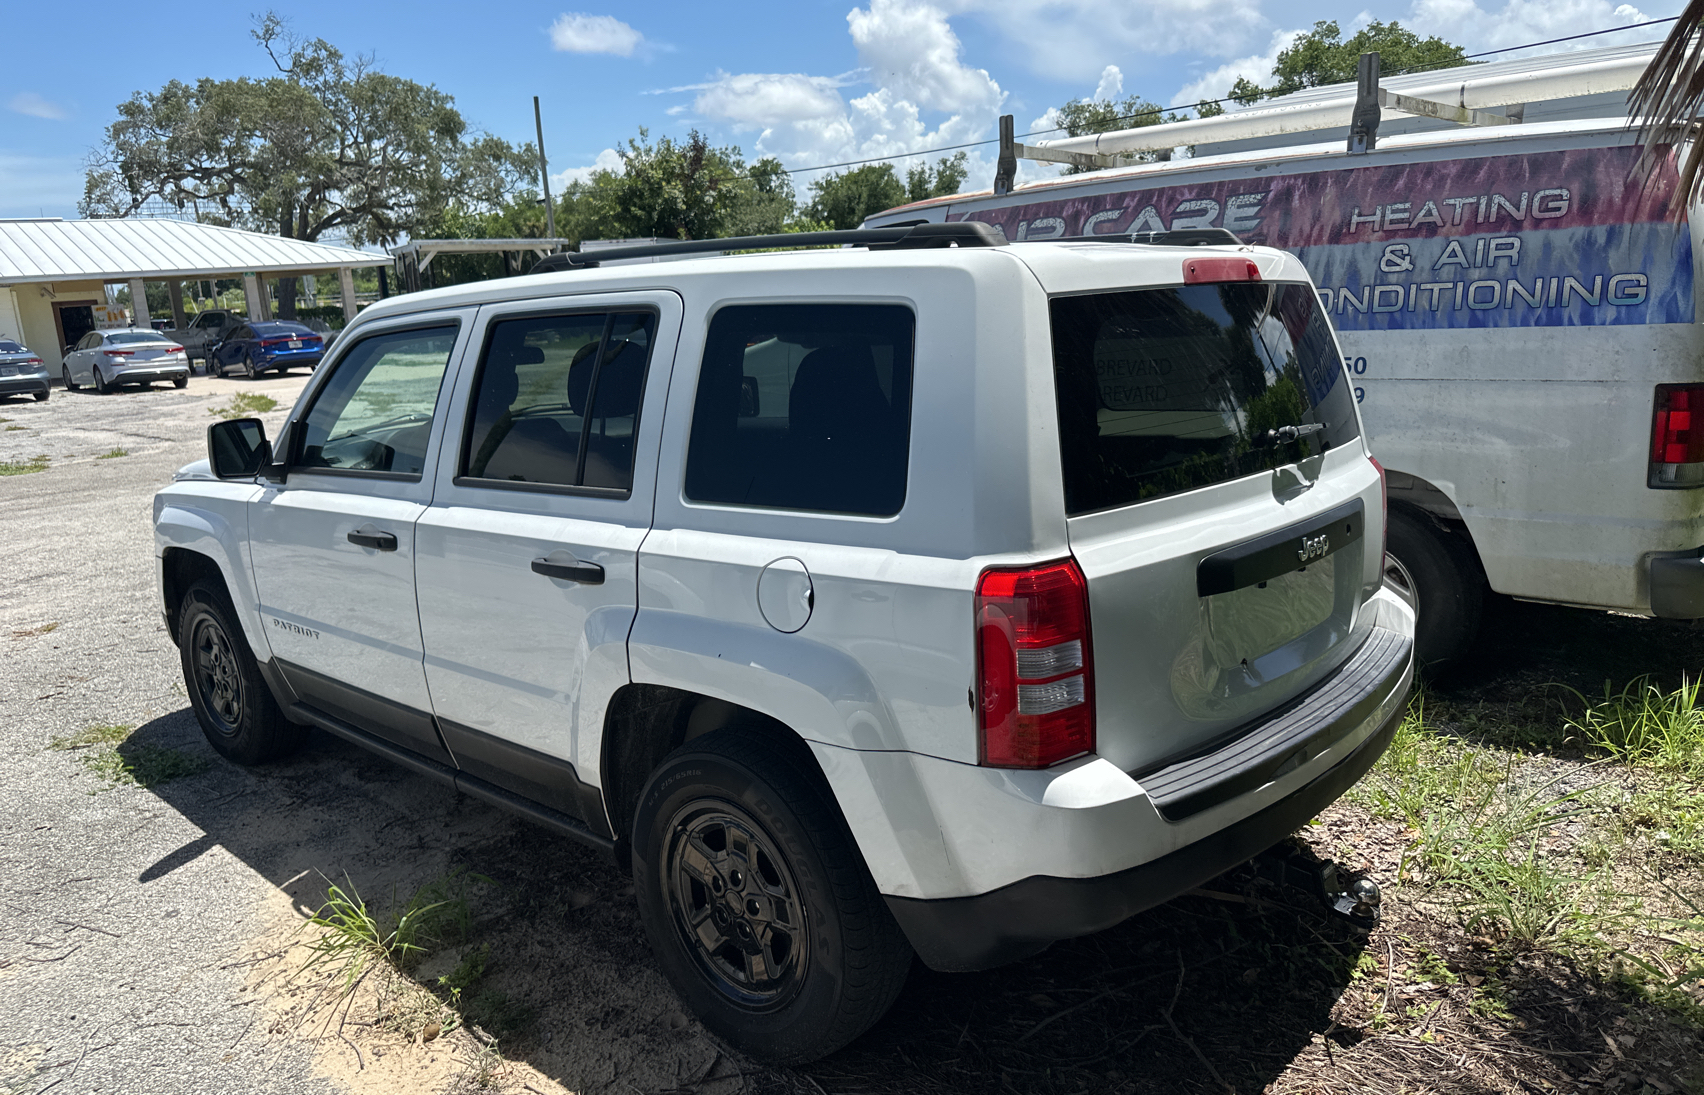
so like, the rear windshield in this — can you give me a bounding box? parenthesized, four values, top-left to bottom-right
(1051, 282, 1359, 516)
(0, 341, 23, 353)
(107, 331, 170, 344)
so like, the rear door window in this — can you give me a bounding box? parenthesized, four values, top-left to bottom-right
(460, 311, 657, 493)
(684, 303, 914, 517)
(1051, 282, 1359, 515)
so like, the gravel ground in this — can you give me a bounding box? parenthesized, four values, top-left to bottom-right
(0, 372, 340, 1094)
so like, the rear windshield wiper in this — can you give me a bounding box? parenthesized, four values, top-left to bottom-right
(1257, 423, 1326, 447)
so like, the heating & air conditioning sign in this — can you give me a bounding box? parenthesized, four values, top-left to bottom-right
(954, 145, 1693, 331)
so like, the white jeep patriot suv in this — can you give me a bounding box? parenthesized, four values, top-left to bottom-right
(155, 222, 1415, 1062)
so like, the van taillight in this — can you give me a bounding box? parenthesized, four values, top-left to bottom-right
(1370, 455, 1388, 570)
(976, 559, 1094, 768)
(1650, 384, 1704, 488)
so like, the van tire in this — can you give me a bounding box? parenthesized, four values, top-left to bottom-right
(178, 580, 306, 764)
(1386, 507, 1483, 674)
(632, 726, 913, 1063)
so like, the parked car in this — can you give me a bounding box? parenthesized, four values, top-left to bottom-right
(207, 321, 325, 379)
(0, 339, 50, 402)
(156, 224, 1415, 1063)
(160, 310, 244, 366)
(62, 329, 189, 393)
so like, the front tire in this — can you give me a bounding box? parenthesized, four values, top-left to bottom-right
(1386, 506, 1485, 674)
(178, 580, 306, 764)
(62, 365, 79, 392)
(633, 727, 912, 1064)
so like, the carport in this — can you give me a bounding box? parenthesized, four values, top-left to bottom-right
(0, 217, 390, 375)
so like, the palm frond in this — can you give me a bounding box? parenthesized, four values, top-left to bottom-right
(1632, 0, 1704, 214)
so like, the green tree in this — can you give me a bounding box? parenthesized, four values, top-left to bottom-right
(81, 12, 533, 316)
(1242, 20, 1472, 101)
(905, 151, 969, 202)
(804, 153, 966, 229)
(722, 157, 798, 236)
(1048, 95, 1189, 173)
(574, 129, 745, 241)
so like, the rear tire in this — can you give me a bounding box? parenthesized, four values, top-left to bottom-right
(33, 390, 48, 402)
(1386, 506, 1484, 674)
(633, 727, 913, 1063)
(243, 352, 259, 380)
(178, 580, 306, 764)
(91, 366, 109, 394)
(173, 375, 189, 389)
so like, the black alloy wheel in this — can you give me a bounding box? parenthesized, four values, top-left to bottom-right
(633, 726, 913, 1063)
(665, 800, 810, 1010)
(191, 612, 245, 736)
(177, 580, 306, 764)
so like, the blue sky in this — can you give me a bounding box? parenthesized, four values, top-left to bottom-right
(0, 0, 1681, 225)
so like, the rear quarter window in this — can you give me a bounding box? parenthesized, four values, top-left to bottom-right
(1051, 282, 1359, 516)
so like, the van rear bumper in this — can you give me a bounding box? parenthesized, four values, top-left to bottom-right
(882, 622, 1412, 973)
(1648, 548, 1704, 619)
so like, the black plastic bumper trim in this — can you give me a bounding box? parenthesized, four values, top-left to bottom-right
(1649, 549, 1704, 619)
(884, 680, 1408, 973)
(1197, 497, 1362, 597)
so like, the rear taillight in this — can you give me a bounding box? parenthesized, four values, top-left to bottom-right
(23, 357, 41, 367)
(261, 338, 288, 348)
(1369, 455, 1388, 571)
(976, 559, 1094, 768)
(1650, 384, 1704, 488)
(102, 350, 134, 357)
(1182, 257, 1260, 284)
(165, 344, 184, 353)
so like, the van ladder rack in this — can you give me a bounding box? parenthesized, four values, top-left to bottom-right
(532, 221, 1005, 272)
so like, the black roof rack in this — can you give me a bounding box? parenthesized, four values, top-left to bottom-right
(531, 221, 1005, 273)
(1054, 228, 1244, 247)
(1056, 229, 1247, 250)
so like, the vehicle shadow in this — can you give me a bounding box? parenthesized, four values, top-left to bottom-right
(123, 705, 1364, 1095)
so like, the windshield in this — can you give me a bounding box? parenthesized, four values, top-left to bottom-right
(1051, 281, 1360, 516)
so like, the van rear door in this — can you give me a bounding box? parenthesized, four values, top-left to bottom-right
(1050, 277, 1384, 776)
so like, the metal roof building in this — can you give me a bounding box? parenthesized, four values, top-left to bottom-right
(0, 217, 389, 374)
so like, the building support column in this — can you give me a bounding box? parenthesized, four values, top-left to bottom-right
(166, 281, 187, 332)
(242, 273, 264, 320)
(128, 278, 148, 327)
(338, 267, 358, 327)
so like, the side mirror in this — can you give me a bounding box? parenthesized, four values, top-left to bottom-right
(207, 418, 270, 479)
(739, 375, 761, 417)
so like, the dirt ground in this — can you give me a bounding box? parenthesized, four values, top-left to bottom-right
(1, 375, 1700, 1094)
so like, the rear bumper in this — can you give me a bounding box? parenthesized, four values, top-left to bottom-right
(0, 374, 49, 396)
(258, 352, 322, 371)
(878, 600, 1413, 972)
(1649, 547, 1704, 619)
(111, 365, 190, 384)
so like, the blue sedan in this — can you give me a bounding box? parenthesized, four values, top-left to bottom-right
(209, 321, 325, 379)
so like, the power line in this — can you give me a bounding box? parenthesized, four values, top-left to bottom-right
(742, 15, 1679, 181)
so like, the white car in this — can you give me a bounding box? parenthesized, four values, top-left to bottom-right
(63, 328, 190, 393)
(153, 224, 1415, 1062)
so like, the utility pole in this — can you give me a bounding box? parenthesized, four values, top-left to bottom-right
(534, 96, 557, 243)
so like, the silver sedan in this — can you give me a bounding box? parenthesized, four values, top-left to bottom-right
(62, 329, 191, 394)
(0, 338, 50, 402)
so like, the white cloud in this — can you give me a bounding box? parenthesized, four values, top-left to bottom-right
(8, 93, 67, 120)
(1170, 29, 1302, 106)
(681, 0, 1005, 193)
(551, 147, 624, 189)
(548, 13, 645, 56)
(949, 0, 1269, 82)
(1403, 0, 1655, 56)
(1093, 66, 1125, 103)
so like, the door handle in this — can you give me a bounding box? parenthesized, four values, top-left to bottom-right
(531, 557, 605, 585)
(347, 527, 398, 551)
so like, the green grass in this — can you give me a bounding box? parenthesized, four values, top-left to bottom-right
(49, 723, 207, 790)
(4, 425, 25, 431)
(96, 448, 127, 459)
(302, 868, 486, 993)
(209, 392, 278, 419)
(1560, 675, 1704, 777)
(0, 454, 48, 476)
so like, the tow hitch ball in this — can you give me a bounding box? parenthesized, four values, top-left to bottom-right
(1255, 843, 1382, 930)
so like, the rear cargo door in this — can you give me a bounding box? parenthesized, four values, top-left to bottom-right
(1050, 279, 1382, 774)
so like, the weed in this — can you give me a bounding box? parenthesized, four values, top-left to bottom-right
(209, 392, 278, 419)
(52, 724, 207, 789)
(302, 879, 446, 993)
(11, 621, 59, 639)
(96, 448, 128, 459)
(5, 425, 25, 431)
(1560, 675, 1704, 777)
(0, 454, 48, 476)
(49, 723, 129, 750)
(438, 943, 490, 996)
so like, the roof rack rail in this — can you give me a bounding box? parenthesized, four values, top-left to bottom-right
(1054, 228, 1244, 247)
(532, 221, 1005, 273)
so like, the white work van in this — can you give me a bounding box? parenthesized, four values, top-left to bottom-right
(868, 43, 1704, 668)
